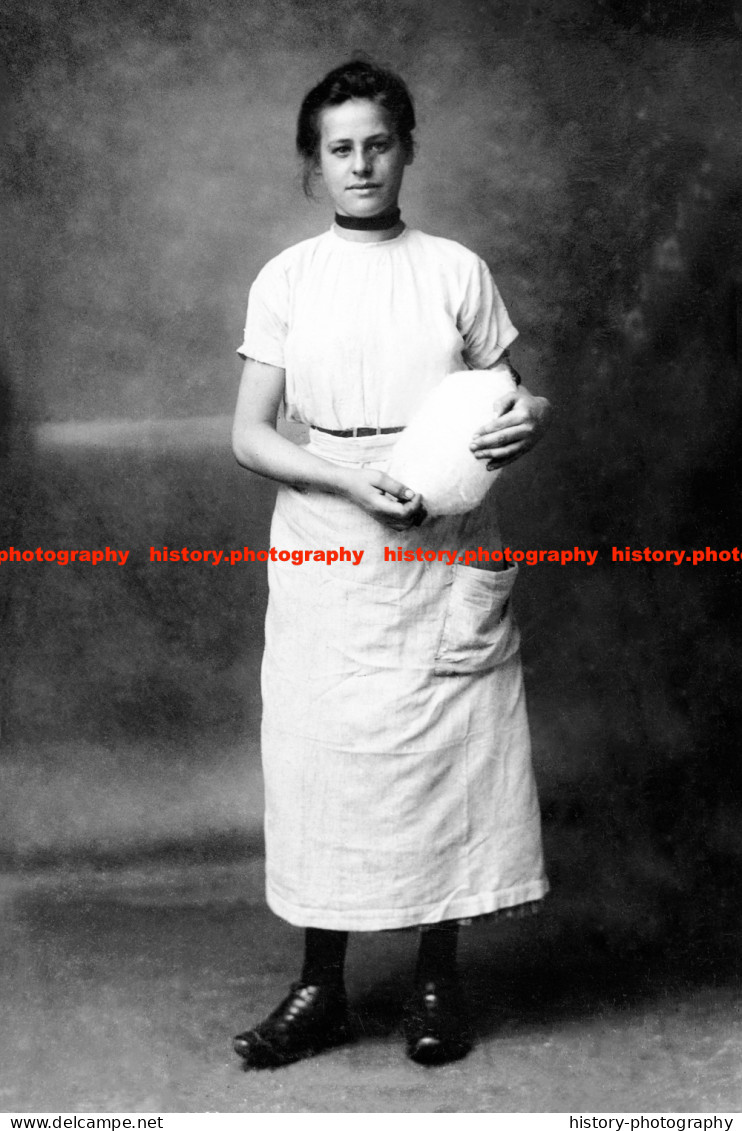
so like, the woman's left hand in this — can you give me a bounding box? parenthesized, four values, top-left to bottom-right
(470, 386, 552, 470)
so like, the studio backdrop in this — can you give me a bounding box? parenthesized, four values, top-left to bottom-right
(1, 1, 741, 955)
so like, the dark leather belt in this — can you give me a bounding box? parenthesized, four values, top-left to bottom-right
(310, 425, 405, 438)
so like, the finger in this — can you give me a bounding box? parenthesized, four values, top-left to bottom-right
(490, 391, 518, 416)
(477, 390, 525, 425)
(396, 493, 425, 520)
(471, 412, 529, 440)
(470, 426, 531, 452)
(478, 441, 526, 465)
(486, 388, 518, 410)
(373, 495, 410, 516)
(371, 470, 416, 503)
(378, 497, 426, 530)
(373, 490, 424, 517)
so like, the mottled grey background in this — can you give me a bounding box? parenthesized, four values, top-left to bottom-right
(2, 0, 741, 957)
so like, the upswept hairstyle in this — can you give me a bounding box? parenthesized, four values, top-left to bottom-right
(296, 59, 416, 197)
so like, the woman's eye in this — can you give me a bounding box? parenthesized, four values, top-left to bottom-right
(332, 146, 351, 156)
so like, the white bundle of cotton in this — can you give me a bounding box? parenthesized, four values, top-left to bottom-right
(387, 365, 516, 516)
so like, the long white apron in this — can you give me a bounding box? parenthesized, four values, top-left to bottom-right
(261, 430, 548, 931)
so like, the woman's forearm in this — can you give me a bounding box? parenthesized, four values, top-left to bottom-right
(232, 419, 353, 497)
(233, 419, 426, 529)
(231, 359, 424, 528)
(232, 358, 354, 497)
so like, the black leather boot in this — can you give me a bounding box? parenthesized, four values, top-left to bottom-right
(233, 982, 353, 1069)
(403, 979, 473, 1066)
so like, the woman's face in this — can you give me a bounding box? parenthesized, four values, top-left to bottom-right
(317, 98, 412, 219)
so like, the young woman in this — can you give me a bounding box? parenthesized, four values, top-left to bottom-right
(231, 59, 551, 1068)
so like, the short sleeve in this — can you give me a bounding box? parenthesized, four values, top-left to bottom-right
(236, 258, 289, 366)
(458, 257, 518, 370)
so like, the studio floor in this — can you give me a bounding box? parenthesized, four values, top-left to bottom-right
(2, 848, 741, 1115)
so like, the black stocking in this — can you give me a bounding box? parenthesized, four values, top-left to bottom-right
(414, 920, 460, 986)
(301, 927, 349, 987)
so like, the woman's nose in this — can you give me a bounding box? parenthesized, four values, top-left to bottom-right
(352, 147, 372, 175)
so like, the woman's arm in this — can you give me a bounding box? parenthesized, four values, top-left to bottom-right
(232, 358, 426, 530)
(469, 384, 552, 471)
(460, 260, 552, 469)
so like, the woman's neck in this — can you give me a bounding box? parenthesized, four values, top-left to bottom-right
(333, 221, 406, 243)
(332, 206, 404, 243)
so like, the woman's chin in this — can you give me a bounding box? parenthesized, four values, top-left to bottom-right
(337, 197, 396, 218)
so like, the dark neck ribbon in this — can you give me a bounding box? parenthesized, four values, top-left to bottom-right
(334, 207, 401, 231)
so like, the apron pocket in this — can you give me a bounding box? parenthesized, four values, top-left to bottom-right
(433, 563, 520, 675)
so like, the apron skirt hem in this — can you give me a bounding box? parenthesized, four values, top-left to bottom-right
(266, 878, 550, 932)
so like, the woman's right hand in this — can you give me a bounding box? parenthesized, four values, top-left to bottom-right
(340, 468, 426, 531)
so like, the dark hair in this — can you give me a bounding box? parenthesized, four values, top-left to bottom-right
(296, 59, 416, 197)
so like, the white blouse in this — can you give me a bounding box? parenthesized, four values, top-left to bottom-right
(238, 225, 517, 431)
